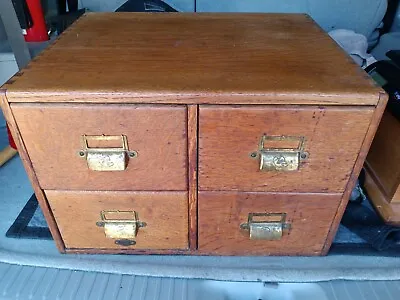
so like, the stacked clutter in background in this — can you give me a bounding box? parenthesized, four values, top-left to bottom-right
(331, 27, 400, 253)
(329, 29, 377, 68)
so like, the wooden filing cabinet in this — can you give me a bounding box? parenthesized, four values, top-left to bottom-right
(0, 13, 387, 255)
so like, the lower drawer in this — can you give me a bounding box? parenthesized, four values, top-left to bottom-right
(198, 192, 341, 255)
(46, 190, 188, 250)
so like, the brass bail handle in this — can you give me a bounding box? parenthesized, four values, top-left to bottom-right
(96, 210, 147, 246)
(78, 135, 138, 171)
(250, 135, 309, 172)
(240, 213, 291, 240)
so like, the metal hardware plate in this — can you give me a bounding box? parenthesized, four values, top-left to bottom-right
(240, 213, 291, 240)
(251, 135, 308, 172)
(79, 135, 137, 171)
(96, 210, 146, 240)
(115, 239, 137, 246)
(260, 151, 299, 172)
(87, 151, 127, 171)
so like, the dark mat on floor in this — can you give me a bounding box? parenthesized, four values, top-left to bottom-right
(331, 180, 400, 255)
(5, 194, 52, 240)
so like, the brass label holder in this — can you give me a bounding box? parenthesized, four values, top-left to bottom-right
(96, 210, 146, 246)
(78, 135, 137, 171)
(250, 135, 309, 172)
(240, 213, 291, 240)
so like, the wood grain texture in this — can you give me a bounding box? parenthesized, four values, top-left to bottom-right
(198, 191, 341, 255)
(364, 167, 400, 225)
(0, 95, 66, 252)
(365, 110, 400, 199)
(321, 92, 389, 254)
(1, 13, 388, 256)
(188, 105, 198, 250)
(199, 105, 373, 193)
(46, 190, 189, 250)
(11, 103, 187, 191)
(3, 13, 382, 105)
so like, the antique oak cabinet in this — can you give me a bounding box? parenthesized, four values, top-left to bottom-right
(0, 13, 387, 255)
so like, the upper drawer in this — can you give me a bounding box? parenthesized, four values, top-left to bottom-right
(12, 104, 188, 191)
(199, 105, 373, 193)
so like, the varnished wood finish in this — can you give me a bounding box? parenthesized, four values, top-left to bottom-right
(364, 168, 400, 225)
(199, 106, 373, 193)
(322, 92, 388, 253)
(46, 190, 189, 250)
(11, 103, 187, 191)
(188, 105, 198, 250)
(3, 13, 381, 106)
(0, 14, 388, 256)
(365, 111, 400, 199)
(361, 97, 400, 224)
(0, 94, 65, 252)
(198, 192, 341, 255)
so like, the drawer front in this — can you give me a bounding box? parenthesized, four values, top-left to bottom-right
(46, 190, 188, 250)
(199, 106, 372, 193)
(198, 192, 341, 255)
(12, 104, 187, 191)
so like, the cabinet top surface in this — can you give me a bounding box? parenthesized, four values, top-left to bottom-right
(2, 13, 382, 105)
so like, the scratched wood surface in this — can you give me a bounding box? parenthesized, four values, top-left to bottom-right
(198, 191, 341, 255)
(199, 105, 373, 193)
(3, 13, 381, 105)
(11, 103, 188, 191)
(46, 190, 189, 250)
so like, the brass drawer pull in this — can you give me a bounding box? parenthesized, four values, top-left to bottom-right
(96, 210, 146, 246)
(250, 135, 308, 171)
(78, 135, 137, 171)
(240, 213, 291, 240)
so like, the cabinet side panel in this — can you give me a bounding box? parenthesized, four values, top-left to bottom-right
(0, 93, 65, 252)
(322, 92, 389, 254)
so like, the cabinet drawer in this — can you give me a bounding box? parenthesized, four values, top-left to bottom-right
(12, 104, 187, 191)
(46, 190, 188, 250)
(199, 106, 372, 193)
(198, 192, 341, 255)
